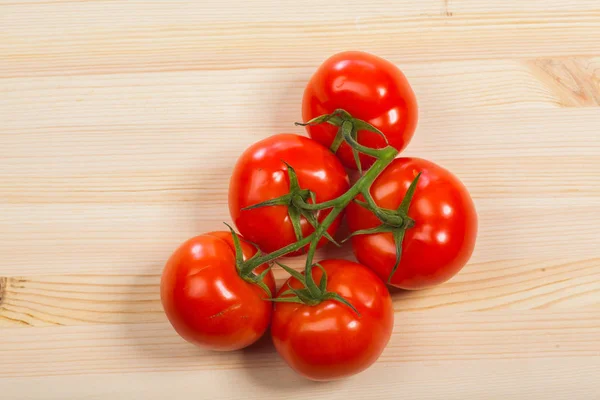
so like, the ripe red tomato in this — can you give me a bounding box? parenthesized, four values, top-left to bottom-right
(346, 158, 478, 290)
(229, 134, 349, 255)
(271, 259, 394, 381)
(160, 231, 275, 351)
(302, 51, 418, 170)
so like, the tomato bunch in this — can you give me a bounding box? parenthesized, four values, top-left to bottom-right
(161, 51, 478, 381)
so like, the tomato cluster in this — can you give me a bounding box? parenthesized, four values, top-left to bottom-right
(161, 51, 478, 381)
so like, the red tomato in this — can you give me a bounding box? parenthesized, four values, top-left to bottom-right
(346, 158, 478, 289)
(302, 51, 418, 170)
(160, 231, 275, 351)
(271, 259, 394, 381)
(229, 134, 349, 255)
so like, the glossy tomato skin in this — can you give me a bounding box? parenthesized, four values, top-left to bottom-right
(271, 259, 394, 381)
(229, 134, 349, 255)
(302, 51, 418, 170)
(347, 158, 478, 290)
(160, 231, 275, 351)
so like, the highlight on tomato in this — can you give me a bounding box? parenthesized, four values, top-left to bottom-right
(346, 157, 478, 290)
(229, 134, 349, 255)
(271, 259, 394, 381)
(160, 231, 275, 351)
(301, 51, 418, 171)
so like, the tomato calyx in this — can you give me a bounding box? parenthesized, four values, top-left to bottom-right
(241, 161, 340, 248)
(344, 173, 422, 283)
(296, 109, 389, 174)
(224, 223, 273, 297)
(273, 262, 360, 315)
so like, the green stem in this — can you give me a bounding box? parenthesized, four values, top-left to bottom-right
(241, 234, 314, 274)
(303, 238, 322, 297)
(292, 196, 338, 211)
(361, 189, 404, 227)
(341, 121, 389, 158)
(241, 145, 398, 273)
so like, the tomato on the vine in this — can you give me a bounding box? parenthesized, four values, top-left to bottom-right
(160, 231, 275, 351)
(346, 158, 478, 290)
(271, 259, 394, 381)
(302, 51, 418, 170)
(229, 134, 349, 255)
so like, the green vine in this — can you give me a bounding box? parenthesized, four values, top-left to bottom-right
(231, 109, 420, 311)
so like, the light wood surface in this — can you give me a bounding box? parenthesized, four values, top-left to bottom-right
(1, 0, 599, 398)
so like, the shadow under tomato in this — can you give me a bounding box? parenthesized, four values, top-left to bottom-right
(387, 285, 410, 295)
(115, 257, 218, 370)
(240, 331, 347, 390)
(387, 285, 444, 315)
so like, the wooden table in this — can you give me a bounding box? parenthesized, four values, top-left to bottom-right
(2, 1, 599, 398)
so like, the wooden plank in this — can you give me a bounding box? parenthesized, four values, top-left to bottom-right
(1, 311, 599, 377)
(0, 193, 599, 276)
(4, 57, 600, 129)
(0, 204, 598, 274)
(2, 356, 600, 400)
(1, 1, 600, 78)
(1, 259, 599, 328)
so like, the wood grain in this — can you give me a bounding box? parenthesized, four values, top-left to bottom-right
(1, 311, 599, 377)
(2, 312, 600, 399)
(1, 258, 599, 328)
(2, 357, 599, 400)
(2, 0, 600, 77)
(1, 0, 599, 398)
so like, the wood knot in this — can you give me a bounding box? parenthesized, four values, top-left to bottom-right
(0, 277, 6, 307)
(529, 58, 600, 107)
(444, 0, 453, 17)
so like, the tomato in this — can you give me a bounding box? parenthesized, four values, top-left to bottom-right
(229, 134, 349, 255)
(160, 231, 275, 351)
(271, 259, 394, 381)
(302, 51, 418, 170)
(346, 158, 478, 290)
